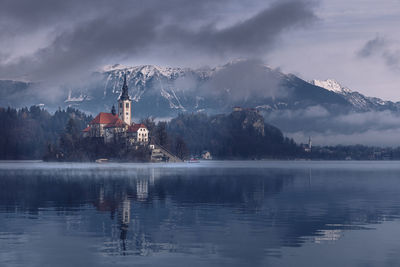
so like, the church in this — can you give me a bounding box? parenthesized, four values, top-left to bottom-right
(82, 74, 149, 145)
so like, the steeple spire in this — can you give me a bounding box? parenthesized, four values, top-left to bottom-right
(119, 72, 130, 101)
(118, 72, 133, 125)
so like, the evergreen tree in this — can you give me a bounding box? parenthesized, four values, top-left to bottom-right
(174, 136, 189, 159)
(155, 121, 169, 147)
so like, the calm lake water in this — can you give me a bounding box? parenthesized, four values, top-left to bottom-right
(1, 161, 400, 267)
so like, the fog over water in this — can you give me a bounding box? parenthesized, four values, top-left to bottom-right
(1, 161, 400, 266)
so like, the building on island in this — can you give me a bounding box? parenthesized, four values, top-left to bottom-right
(127, 124, 149, 144)
(201, 151, 212, 160)
(81, 72, 182, 162)
(304, 137, 312, 152)
(82, 73, 148, 145)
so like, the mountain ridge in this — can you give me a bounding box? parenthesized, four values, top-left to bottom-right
(310, 78, 400, 112)
(1, 62, 400, 117)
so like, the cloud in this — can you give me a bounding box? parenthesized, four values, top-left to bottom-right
(288, 128, 400, 147)
(0, 0, 317, 84)
(271, 109, 400, 146)
(265, 105, 331, 123)
(358, 36, 400, 71)
(198, 59, 286, 101)
(357, 36, 386, 58)
(334, 110, 400, 129)
(303, 105, 330, 118)
(162, 1, 317, 56)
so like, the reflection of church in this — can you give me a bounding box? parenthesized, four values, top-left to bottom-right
(92, 169, 158, 255)
(136, 179, 149, 201)
(119, 196, 131, 251)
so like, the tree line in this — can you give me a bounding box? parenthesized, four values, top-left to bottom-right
(0, 106, 91, 159)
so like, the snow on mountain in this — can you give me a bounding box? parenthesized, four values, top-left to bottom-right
(59, 64, 400, 117)
(310, 79, 396, 111)
(100, 64, 131, 72)
(99, 64, 207, 112)
(310, 79, 351, 94)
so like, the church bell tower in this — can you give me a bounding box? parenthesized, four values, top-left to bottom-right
(118, 73, 132, 125)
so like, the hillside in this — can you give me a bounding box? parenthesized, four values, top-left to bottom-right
(167, 109, 302, 159)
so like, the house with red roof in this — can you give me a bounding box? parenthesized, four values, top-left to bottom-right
(127, 123, 149, 144)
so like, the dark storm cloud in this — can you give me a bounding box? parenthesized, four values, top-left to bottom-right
(357, 36, 386, 58)
(358, 36, 400, 71)
(0, 0, 317, 82)
(163, 1, 317, 55)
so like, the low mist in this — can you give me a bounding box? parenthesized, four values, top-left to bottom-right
(265, 108, 400, 146)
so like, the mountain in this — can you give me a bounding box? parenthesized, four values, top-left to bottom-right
(2, 61, 400, 118)
(310, 79, 400, 112)
(64, 62, 376, 117)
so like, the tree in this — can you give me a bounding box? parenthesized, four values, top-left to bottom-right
(65, 118, 80, 139)
(154, 121, 169, 147)
(174, 136, 189, 159)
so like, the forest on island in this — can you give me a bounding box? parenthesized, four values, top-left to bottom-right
(0, 106, 91, 159)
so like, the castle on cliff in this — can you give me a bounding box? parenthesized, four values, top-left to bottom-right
(82, 73, 149, 145)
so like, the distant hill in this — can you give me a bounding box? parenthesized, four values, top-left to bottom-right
(167, 109, 302, 159)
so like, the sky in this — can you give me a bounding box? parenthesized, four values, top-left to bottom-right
(1, 0, 400, 100)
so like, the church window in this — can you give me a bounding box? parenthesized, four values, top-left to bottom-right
(126, 103, 129, 108)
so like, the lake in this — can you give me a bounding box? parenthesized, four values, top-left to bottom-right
(1, 161, 400, 266)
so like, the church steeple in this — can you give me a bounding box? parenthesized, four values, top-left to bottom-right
(118, 72, 132, 125)
(119, 73, 130, 101)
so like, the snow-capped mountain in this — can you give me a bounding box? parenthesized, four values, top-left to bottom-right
(310, 79, 351, 94)
(310, 79, 399, 112)
(3, 61, 400, 119)
(65, 62, 359, 117)
(89, 64, 214, 116)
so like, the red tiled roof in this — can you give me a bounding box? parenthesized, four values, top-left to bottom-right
(90, 112, 119, 125)
(127, 123, 147, 133)
(104, 118, 127, 128)
(82, 126, 91, 132)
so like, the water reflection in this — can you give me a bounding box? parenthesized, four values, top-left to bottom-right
(1, 162, 400, 266)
